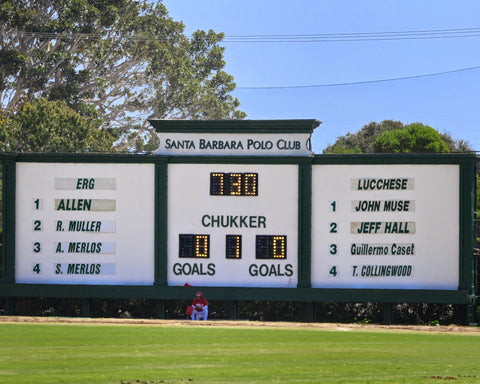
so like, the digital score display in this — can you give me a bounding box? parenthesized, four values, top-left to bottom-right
(210, 172, 258, 196)
(179, 234, 210, 258)
(168, 164, 298, 288)
(226, 235, 242, 259)
(256, 235, 287, 259)
(181, 234, 287, 260)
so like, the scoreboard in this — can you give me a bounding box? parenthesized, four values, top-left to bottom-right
(0, 119, 476, 317)
(167, 163, 298, 287)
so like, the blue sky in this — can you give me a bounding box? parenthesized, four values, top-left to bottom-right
(162, 0, 480, 153)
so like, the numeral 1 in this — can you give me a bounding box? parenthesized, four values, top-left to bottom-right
(33, 198, 43, 210)
(330, 201, 336, 212)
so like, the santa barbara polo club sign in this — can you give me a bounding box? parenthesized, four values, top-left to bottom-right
(153, 132, 313, 156)
(149, 119, 321, 156)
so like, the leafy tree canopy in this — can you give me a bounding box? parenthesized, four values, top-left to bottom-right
(372, 123, 449, 153)
(323, 120, 471, 154)
(0, 0, 246, 152)
(0, 97, 115, 152)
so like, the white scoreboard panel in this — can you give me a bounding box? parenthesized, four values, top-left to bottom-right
(15, 163, 155, 285)
(167, 163, 298, 287)
(311, 164, 460, 290)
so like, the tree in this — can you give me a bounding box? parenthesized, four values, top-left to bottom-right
(372, 123, 449, 153)
(323, 120, 471, 154)
(323, 120, 404, 154)
(0, 0, 246, 151)
(0, 97, 115, 152)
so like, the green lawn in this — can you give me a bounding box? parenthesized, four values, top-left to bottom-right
(1, 322, 479, 384)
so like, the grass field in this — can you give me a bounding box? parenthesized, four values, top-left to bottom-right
(1, 320, 480, 384)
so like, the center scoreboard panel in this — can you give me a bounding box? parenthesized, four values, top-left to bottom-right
(167, 163, 298, 287)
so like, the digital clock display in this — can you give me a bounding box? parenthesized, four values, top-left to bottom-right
(210, 172, 258, 196)
(256, 235, 287, 259)
(179, 234, 210, 258)
(226, 234, 242, 259)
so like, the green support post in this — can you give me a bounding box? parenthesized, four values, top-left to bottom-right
(305, 302, 315, 322)
(6, 297, 15, 316)
(80, 298, 91, 318)
(382, 303, 393, 325)
(156, 300, 166, 319)
(228, 301, 238, 320)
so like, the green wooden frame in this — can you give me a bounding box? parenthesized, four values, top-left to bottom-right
(0, 152, 476, 317)
(148, 119, 321, 133)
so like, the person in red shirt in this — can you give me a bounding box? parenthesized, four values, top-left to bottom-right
(191, 291, 208, 320)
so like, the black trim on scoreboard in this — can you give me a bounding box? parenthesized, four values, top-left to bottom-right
(226, 235, 242, 259)
(256, 235, 287, 259)
(210, 172, 258, 196)
(179, 234, 210, 258)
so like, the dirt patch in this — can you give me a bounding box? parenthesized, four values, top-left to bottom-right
(1, 315, 479, 334)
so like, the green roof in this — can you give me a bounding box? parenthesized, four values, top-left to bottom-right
(148, 119, 321, 133)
